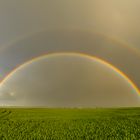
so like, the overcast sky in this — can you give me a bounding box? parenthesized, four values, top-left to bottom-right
(0, 1, 140, 107)
(0, 0, 140, 48)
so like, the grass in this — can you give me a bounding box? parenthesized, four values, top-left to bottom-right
(0, 108, 140, 139)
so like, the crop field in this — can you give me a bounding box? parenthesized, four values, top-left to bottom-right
(0, 108, 140, 140)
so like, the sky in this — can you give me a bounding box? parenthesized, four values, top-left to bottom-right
(0, 53, 139, 107)
(0, 0, 140, 107)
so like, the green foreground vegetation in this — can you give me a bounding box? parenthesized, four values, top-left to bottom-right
(0, 108, 140, 140)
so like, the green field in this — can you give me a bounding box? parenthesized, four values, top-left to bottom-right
(0, 108, 140, 140)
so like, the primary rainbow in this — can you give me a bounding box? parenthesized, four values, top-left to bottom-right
(0, 52, 139, 95)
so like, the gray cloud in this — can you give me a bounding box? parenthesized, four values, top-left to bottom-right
(0, 0, 140, 48)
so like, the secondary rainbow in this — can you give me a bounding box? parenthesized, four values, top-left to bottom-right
(0, 52, 139, 95)
(0, 29, 140, 55)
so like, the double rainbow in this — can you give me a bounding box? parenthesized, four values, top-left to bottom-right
(0, 30, 139, 96)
